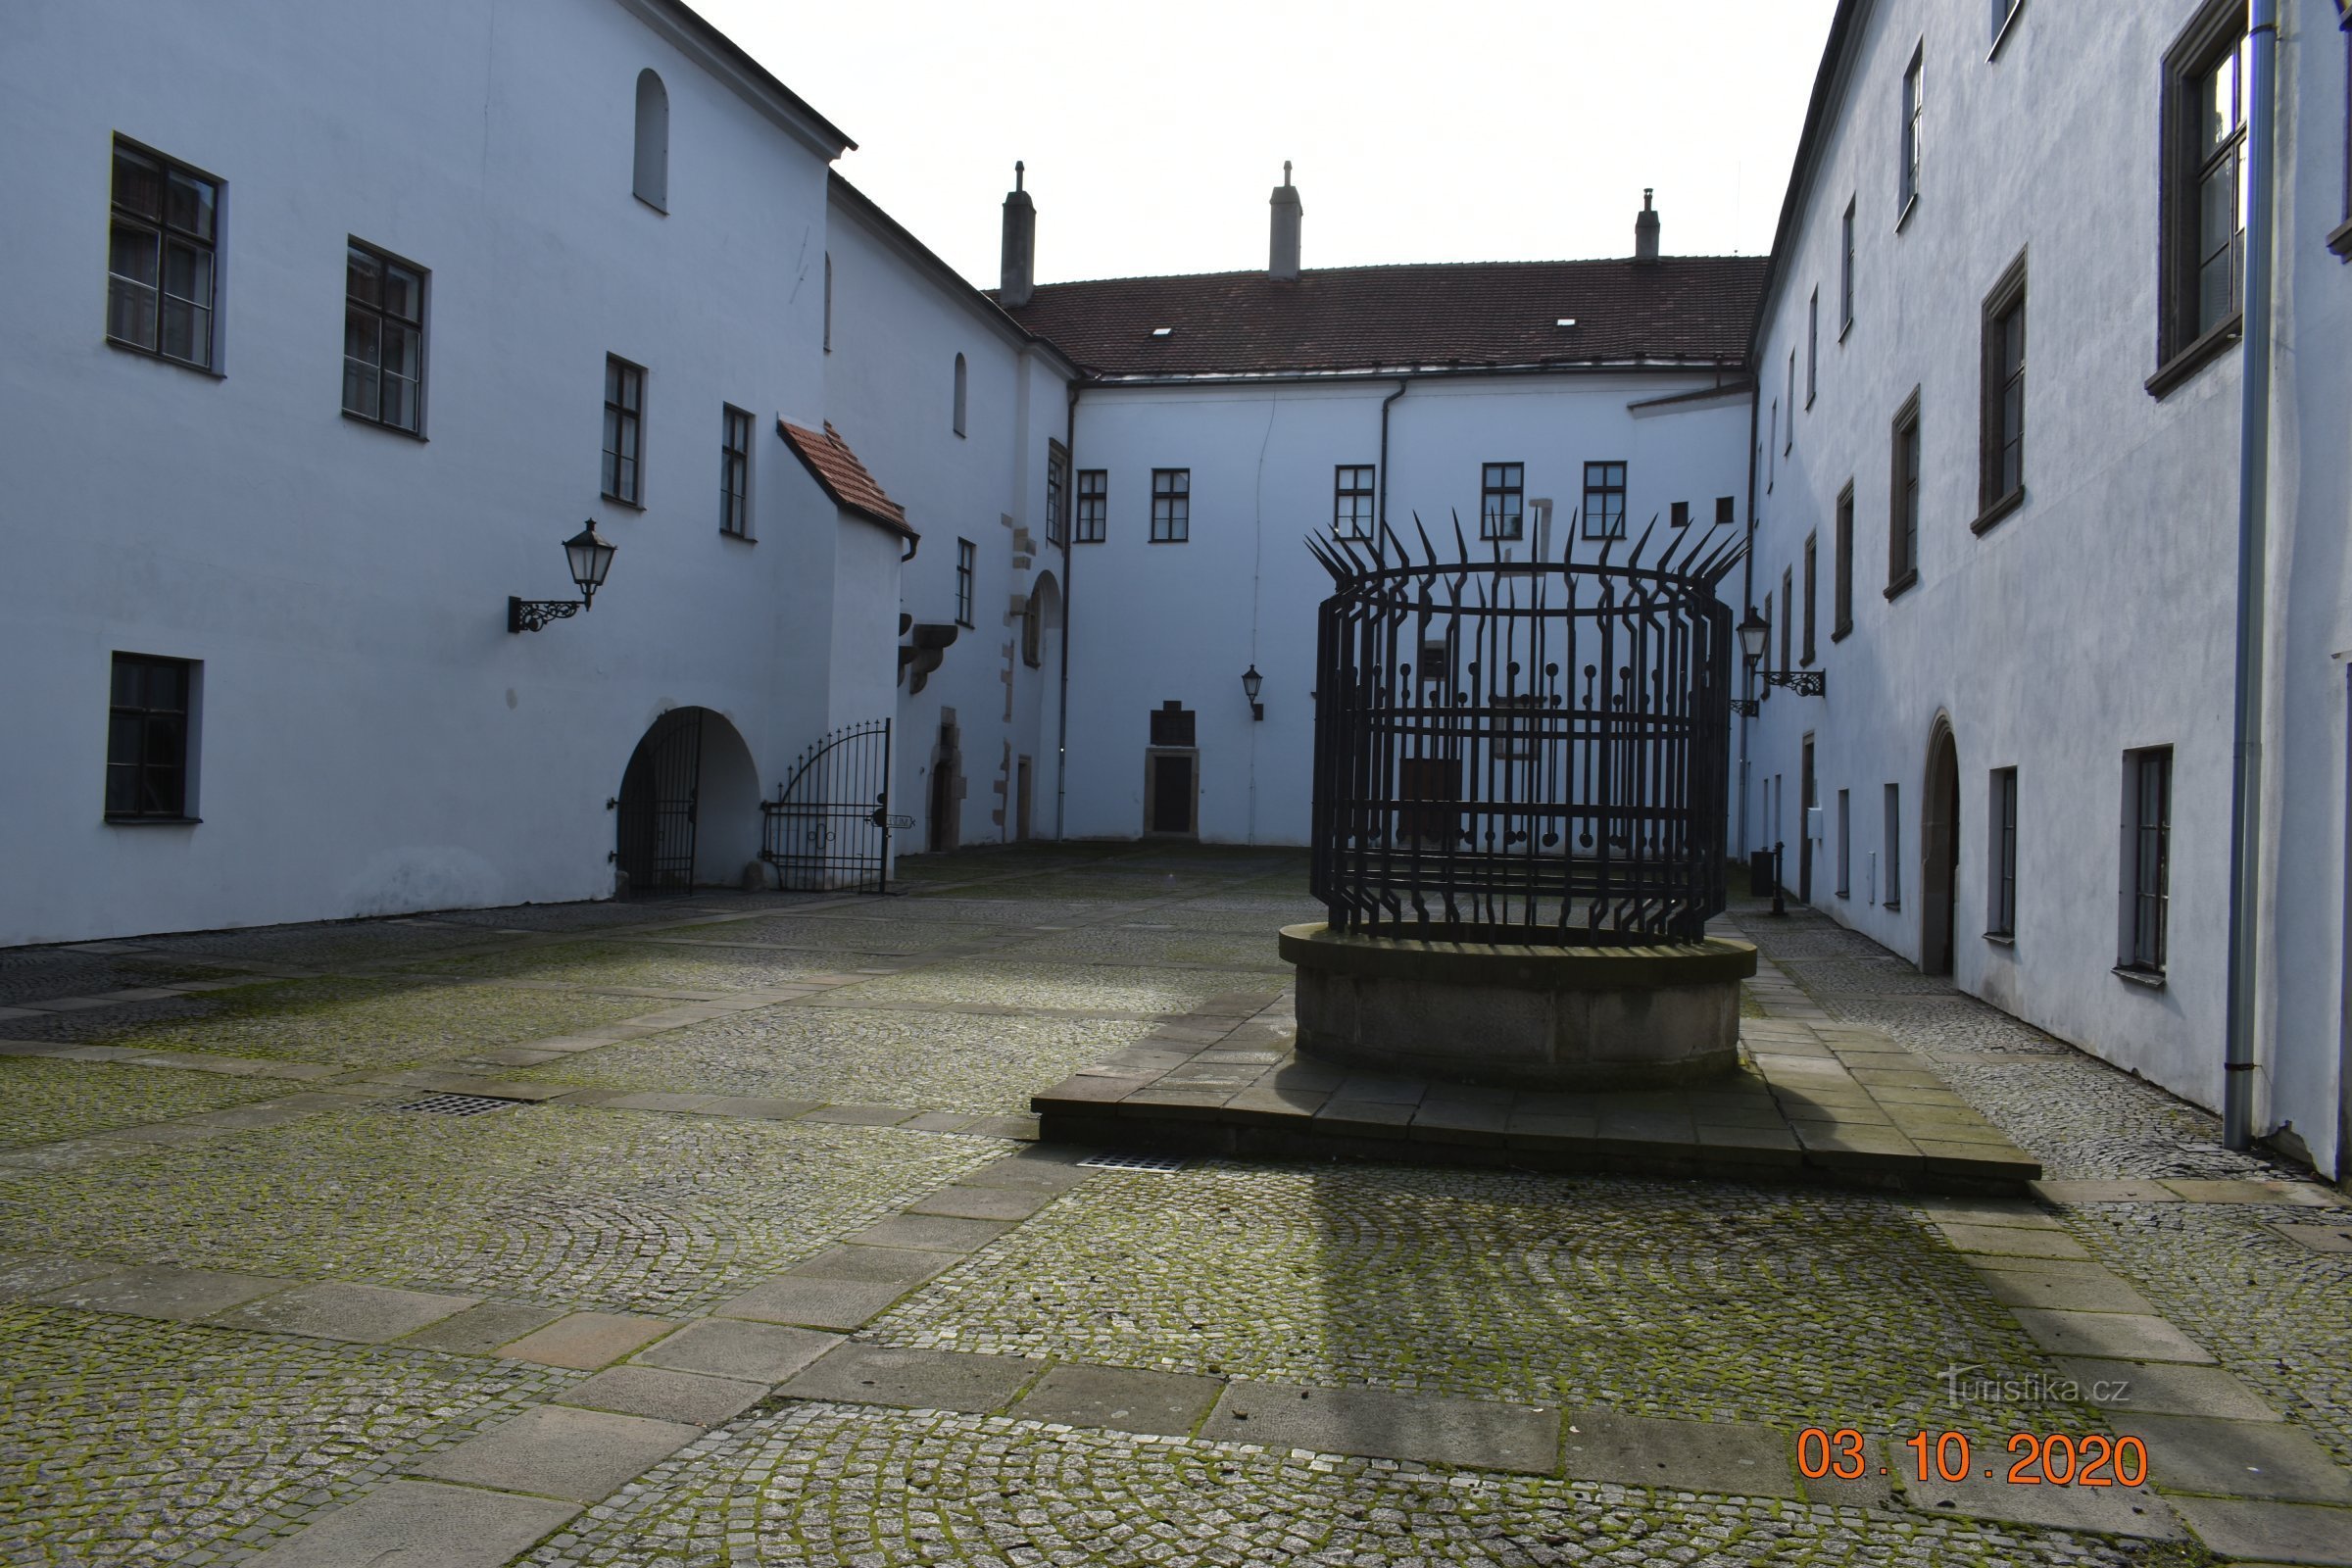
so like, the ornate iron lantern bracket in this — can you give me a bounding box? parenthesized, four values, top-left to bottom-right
(508, 597, 583, 634)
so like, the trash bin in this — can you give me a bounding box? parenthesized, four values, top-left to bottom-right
(1749, 848, 1777, 897)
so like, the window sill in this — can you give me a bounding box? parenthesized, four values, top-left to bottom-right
(1895, 194, 1918, 234)
(635, 193, 667, 217)
(1883, 568, 1919, 602)
(1148, 538, 1190, 546)
(602, 493, 645, 512)
(2145, 316, 2241, 399)
(106, 814, 201, 827)
(1838, 318, 1852, 344)
(1831, 620, 1853, 644)
(2113, 964, 2167, 990)
(1987, 0, 2026, 61)
(342, 409, 426, 442)
(719, 529, 756, 545)
(1971, 486, 2026, 536)
(1883, 899, 1901, 911)
(105, 336, 223, 379)
(2329, 218, 2352, 260)
(1984, 931, 2015, 947)
(1836, 889, 1850, 900)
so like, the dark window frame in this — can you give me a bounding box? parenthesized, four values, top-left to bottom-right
(341, 238, 426, 436)
(1670, 500, 1691, 528)
(1480, 463, 1525, 540)
(1785, 353, 1796, 451)
(952, 353, 967, 438)
(603, 355, 646, 507)
(1150, 467, 1190, 543)
(2332, 13, 2352, 259)
(1988, 765, 2019, 939)
(1334, 464, 1376, 537)
(106, 136, 221, 373)
(1801, 532, 1818, 666)
(1715, 495, 1737, 526)
(1899, 45, 1925, 222)
(1832, 482, 1855, 641)
(954, 537, 976, 628)
(720, 404, 753, 538)
(1839, 198, 1857, 336)
(1886, 390, 1922, 598)
(2152, 0, 2249, 394)
(1806, 288, 1819, 408)
(1046, 440, 1070, 547)
(1976, 252, 2028, 530)
(1074, 468, 1107, 543)
(2121, 747, 2173, 975)
(1780, 568, 1793, 673)
(1581, 460, 1627, 540)
(105, 653, 197, 823)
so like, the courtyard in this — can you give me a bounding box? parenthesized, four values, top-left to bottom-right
(1, 844, 2347, 1567)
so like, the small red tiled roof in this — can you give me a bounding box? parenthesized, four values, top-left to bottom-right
(778, 419, 915, 540)
(996, 257, 1769, 378)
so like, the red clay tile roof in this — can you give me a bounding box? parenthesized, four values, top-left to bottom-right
(995, 257, 1770, 379)
(778, 419, 915, 541)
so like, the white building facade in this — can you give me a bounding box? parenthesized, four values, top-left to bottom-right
(1739, 0, 2352, 1175)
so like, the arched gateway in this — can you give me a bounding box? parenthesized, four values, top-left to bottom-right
(613, 707, 760, 893)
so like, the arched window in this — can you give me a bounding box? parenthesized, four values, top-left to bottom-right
(633, 70, 668, 212)
(952, 353, 967, 436)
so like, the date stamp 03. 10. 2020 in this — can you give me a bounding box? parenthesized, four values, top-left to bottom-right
(1796, 1428, 2149, 1488)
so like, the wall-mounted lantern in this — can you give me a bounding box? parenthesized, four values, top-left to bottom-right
(509, 522, 617, 633)
(1241, 663, 1264, 721)
(1729, 604, 1823, 715)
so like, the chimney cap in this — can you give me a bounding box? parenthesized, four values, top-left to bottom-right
(1283, 160, 1292, 187)
(1014, 160, 1024, 192)
(1643, 187, 1652, 210)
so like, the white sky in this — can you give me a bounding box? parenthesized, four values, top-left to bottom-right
(696, 0, 1841, 287)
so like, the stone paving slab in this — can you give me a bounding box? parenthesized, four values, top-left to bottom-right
(243, 1480, 580, 1568)
(2131, 1414, 2352, 1503)
(0, 1251, 122, 1299)
(2054, 1357, 2282, 1420)
(220, 1281, 481, 1343)
(845, 1212, 1013, 1252)
(2274, 1220, 2352, 1252)
(905, 1183, 1058, 1221)
(1010, 1362, 1224, 1437)
(396, 1299, 569, 1356)
(560, 1365, 771, 1427)
(780, 1344, 1045, 1412)
(635, 1318, 842, 1382)
(1936, 1221, 2094, 1259)
(1975, 1265, 2158, 1314)
(411, 1403, 704, 1503)
(1556, 1411, 1801, 1498)
(2165, 1496, 2352, 1564)
(497, 1310, 673, 1369)
(34, 1262, 291, 1320)
(715, 1273, 912, 1331)
(2011, 1307, 2218, 1363)
(1204, 1380, 1560, 1474)
(1895, 1466, 2184, 1539)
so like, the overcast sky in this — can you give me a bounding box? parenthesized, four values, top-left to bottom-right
(696, 0, 1840, 287)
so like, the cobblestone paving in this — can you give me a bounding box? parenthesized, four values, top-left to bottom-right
(0, 1303, 577, 1567)
(839, 958, 1277, 1015)
(999, 922, 1290, 971)
(523, 1402, 2157, 1568)
(0, 1059, 291, 1150)
(134, 917, 501, 966)
(655, 914, 1009, 955)
(868, 1164, 2091, 1444)
(0, 1104, 999, 1315)
(0, 950, 224, 1006)
(518, 1006, 1163, 1115)
(397, 938, 837, 992)
(0, 976, 660, 1069)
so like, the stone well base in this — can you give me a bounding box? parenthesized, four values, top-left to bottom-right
(1279, 924, 1757, 1092)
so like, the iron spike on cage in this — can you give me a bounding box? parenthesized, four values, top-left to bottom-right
(1305, 510, 1744, 948)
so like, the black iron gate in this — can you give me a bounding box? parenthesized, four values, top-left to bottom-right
(762, 718, 898, 894)
(616, 708, 705, 894)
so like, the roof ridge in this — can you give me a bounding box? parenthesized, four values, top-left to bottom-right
(1016, 254, 1767, 292)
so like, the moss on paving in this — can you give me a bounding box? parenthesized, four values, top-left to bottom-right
(0, 1058, 291, 1150)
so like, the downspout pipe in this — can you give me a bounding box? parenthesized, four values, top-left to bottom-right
(1053, 379, 1078, 841)
(2224, 0, 2278, 1152)
(1377, 379, 1409, 530)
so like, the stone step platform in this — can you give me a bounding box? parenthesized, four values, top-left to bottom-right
(1034, 1013, 2041, 1196)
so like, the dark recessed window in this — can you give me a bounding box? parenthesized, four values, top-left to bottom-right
(720, 404, 752, 537)
(1833, 482, 1855, 639)
(343, 240, 425, 434)
(1980, 256, 2027, 517)
(633, 70, 668, 212)
(822, 253, 834, 352)
(1334, 465, 1375, 537)
(2158, 1, 2249, 375)
(2337, 21, 2352, 256)
(955, 538, 975, 627)
(1884, 783, 1903, 907)
(603, 355, 645, 506)
(1670, 500, 1690, 528)
(1046, 441, 1070, 546)
(1787, 353, 1797, 449)
(1801, 533, 1818, 665)
(1840, 199, 1856, 332)
(106, 653, 195, 822)
(1989, 766, 2018, 939)
(1582, 461, 1626, 539)
(1150, 468, 1190, 543)
(1075, 468, 1106, 542)
(1806, 289, 1819, 408)
(1715, 495, 1737, 526)
(952, 353, 968, 437)
(1481, 463, 1525, 540)
(1899, 46, 1925, 217)
(107, 138, 219, 370)
(1887, 392, 1922, 594)
(2123, 748, 2173, 974)
(1780, 568, 1793, 673)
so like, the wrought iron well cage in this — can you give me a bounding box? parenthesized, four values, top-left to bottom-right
(1307, 515, 1742, 946)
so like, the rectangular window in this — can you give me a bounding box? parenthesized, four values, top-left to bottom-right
(1075, 469, 1107, 543)
(1989, 766, 2018, 938)
(1840, 199, 1856, 332)
(1716, 495, 1736, 526)
(955, 538, 976, 627)
(1785, 355, 1795, 450)
(1670, 500, 1690, 528)
(2339, 21, 2352, 256)
(106, 653, 196, 821)
(342, 240, 424, 433)
(1581, 461, 1626, 539)
(2160, 2, 2249, 370)
(1887, 392, 1921, 593)
(1900, 47, 1925, 215)
(1833, 483, 1855, 639)
(1837, 788, 1852, 898)
(1780, 569, 1793, 673)
(1046, 442, 1070, 546)
(1806, 289, 1819, 408)
(603, 355, 645, 506)
(2123, 748, 2173, 973)
(1334, 465, 1375, 536)
(822, 253, 833, 353)
(720, 405, 752, 537)
(1480, 463, 1525, 540)
(1884, 783, 1903, 907)
(107, 138, 219, 370)
(1150, 467, 1190, 543)
(1768, 402, 1778, 489)
(1801, 533, 1818, 665)
(1980, 256, 2028, 516)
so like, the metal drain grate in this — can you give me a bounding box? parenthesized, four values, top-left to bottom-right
(391, 1093, 522, 1117)
(1078, 1152, 1189, 1173)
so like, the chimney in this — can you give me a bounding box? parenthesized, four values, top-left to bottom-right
(1000, 161, 1035, 308)
(1269, 161, 1301, 282)
(1634, 187, 1660, 264)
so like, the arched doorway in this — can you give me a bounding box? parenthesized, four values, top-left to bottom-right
(614, 707, 760, 894)
(1921, 718, 1962, 976)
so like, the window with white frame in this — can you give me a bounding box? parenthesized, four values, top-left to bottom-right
(107, 138, 220, 370)
(955, 538, 975, 627)
(1900, 46, 1924, 216)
